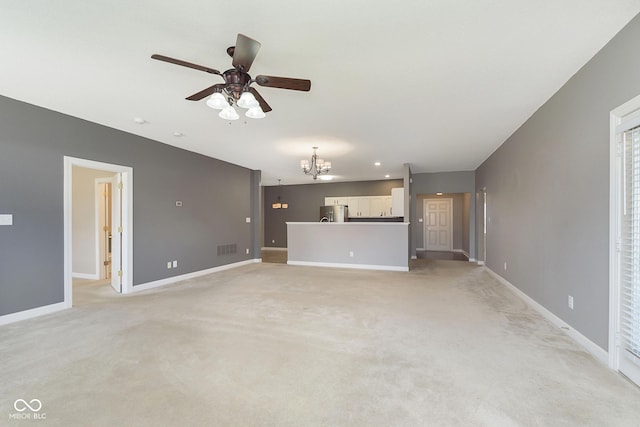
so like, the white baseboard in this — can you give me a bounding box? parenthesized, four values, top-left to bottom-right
(484, 267, 608, 366)
(261, 247, 287, 251)
(72, 272, 99, 280)
(416, 248, 425, 251)
(476, 260, 485, 265)
(133, 259, 260, 293)
(0, 302, 68, 326)
(287, 260, 409, 272)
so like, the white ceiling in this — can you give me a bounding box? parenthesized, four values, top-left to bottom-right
(1, 1, 639, 186)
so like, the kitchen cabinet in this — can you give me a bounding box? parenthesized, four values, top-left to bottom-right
(391, 188, 404, 217)
(369, 196, 392, 216)
(324, 197, 348, 206)
(348, 197, 371, 217)
(325, 194, 397, 217)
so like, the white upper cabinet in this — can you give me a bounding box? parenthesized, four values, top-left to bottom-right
(325, 194, 399, 217)
(324, 197, 348, 206)
(369, 196, 392, 216)
(348, 197, 371, 217)
(391, 188, 404, 217)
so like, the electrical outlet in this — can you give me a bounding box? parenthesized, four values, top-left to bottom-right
(568, 295, 574, 310)
(504, 262, 507, 271)
(246, 217, 251, 223)
(349, 251, 354, 257)
(167, 261, 172, 269)
(246, 248, 249, 254)
(272, 239, 275, 244)
(172, 260, 177, 268)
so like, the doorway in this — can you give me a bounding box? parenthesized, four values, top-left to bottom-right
(64, 156, 133, 308)
(97, 179, 113, 280)
(424, 198, 453, 251)
(609, 94, 640, 386)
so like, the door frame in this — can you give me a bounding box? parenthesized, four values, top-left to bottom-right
(423, 197, 453, 251)
(479, 188, 487, 265)
(609, 94, 640, 374)
(64, 156, 133, 307)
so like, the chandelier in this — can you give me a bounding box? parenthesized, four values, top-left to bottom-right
(300, 147, 331, 180)
(272, 179, 288, 209)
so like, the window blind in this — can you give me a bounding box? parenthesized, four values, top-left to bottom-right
(621, 126, 640, 361)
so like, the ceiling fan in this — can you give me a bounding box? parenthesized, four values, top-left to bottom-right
(151, 34, 311, 119)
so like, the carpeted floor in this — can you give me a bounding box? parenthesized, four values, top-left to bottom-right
(1, 261, 639, 426)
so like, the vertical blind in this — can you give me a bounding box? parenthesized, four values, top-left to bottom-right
(621, 125, 640, 360)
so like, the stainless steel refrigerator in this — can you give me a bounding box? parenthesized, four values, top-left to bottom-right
(319, 205, 348, 222)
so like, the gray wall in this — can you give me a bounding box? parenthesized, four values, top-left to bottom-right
(263, 179, 403, 247)
(410, 171, 476, 259)
(287, 223, 409, 269)
(475, 13, 640, 350)
(0, 95, 258, 316)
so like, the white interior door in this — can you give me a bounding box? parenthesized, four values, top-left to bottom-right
(97, 179, 113, 280)
(110, 173, 122, 293)
(424, 198, 452, 251)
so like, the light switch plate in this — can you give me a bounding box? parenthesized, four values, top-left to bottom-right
(0, 214, 13, 225)
(246, 217, 251, 223)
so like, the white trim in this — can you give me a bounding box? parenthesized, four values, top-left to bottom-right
(469, 258, 477, 263)
(287, 260, 409, 272)
(261, 247, 288, 251)
(485, 267, 608, 365)
(72, 272, 99, 280)
(64, 156, 134, 308)
(476, 260, 485, 265)
(609, 93, 640, 371)
(133, 259, 260, 292)
(0, 302, 67, 326)
(411, 255, 417, 260)
(416, 247, 425, 251)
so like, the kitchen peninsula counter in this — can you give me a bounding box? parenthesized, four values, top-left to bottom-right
(286, 222, 409, 271)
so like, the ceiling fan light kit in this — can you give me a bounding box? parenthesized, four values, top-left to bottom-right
(152, 33, 311, 121)
(218, 105, 240, 121)
(205, 92, 228, 109)
(246, 106, 266, 119)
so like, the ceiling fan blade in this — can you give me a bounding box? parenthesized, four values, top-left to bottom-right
(151, 54, 221, 75)
(255, 75, 311, 91)
(249, 87, 272, 112)
(232, 34, 261, 72)
(186, 84, 226, 101)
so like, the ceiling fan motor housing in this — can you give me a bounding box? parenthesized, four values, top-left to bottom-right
(222, 68, 251, 100)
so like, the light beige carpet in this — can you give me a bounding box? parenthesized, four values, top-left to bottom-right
(1, 261, 639, 426)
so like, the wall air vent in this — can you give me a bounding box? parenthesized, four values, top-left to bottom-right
(217, 244, 237, 256)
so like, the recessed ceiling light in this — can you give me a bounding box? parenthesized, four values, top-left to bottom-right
(436, 192, 443, 196)
(319, 175, 334, 181)
(384, 174, 390, 178)
(133, 117, 146, 124)
(173, 132, 184, 137)
(374, 162, 381, 166)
